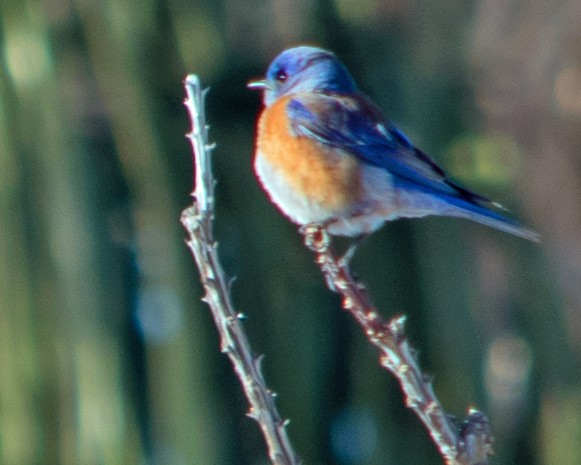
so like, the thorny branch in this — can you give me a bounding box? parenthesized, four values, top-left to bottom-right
(180, 73, 492, 465)
(181, 75, 300, 465)
(302, 225, 494, 465)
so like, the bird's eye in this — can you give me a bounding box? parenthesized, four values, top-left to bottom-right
(275, 70, 287, 82)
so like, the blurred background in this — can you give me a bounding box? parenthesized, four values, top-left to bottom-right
(1, 0, 580, 464)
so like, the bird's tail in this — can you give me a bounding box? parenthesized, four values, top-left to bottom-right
(393, 175, 539, 241)
(442, 193, 540, 242)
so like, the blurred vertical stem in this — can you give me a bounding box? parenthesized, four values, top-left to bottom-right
(74, 1, 220, 463)
(0, 1, 137, 463)
(0, 57, 44, 465)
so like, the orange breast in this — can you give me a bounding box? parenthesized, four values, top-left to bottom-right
(256, 96, 361, 211)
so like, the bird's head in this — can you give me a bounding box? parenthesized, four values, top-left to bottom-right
(248, 46, 357, 106)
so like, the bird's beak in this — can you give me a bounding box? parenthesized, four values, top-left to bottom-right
(247, 79, 267, 90)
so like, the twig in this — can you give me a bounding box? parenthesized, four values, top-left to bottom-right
(180, 75, 301, 465)
(302, 224, 494, 465)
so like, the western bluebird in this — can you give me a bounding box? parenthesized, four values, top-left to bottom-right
(248, 46, 538, 241)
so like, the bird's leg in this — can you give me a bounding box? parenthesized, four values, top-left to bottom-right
(303, 212, 371, 268)
(301, 221, 368, 290)
(338, 233, 369, 268)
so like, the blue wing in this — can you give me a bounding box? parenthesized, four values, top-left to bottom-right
(286, 92, 488, 203)
(286, 92, 539, 241)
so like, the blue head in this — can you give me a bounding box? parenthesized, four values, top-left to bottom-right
(248, 46, 357, 106)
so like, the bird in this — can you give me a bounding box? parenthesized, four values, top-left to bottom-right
(248, 46, 539, 242)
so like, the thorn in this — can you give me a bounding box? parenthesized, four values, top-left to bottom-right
(389, 314, 407, 339)
(342, 296, 353, 309)
(334, 277, 348, 291)
(246, 408, 258, 421)
(366, 311, 378, 321)
(379, 354, 394, 370)
(425, 400, 439, 414)
(221, 344, 234, 354)
(467, 406, 481, 416)
(254, 354, 266, 372)
(397, 363, 410, 376)
(405, 395, 420, 409)
(324, 274, 338, 292)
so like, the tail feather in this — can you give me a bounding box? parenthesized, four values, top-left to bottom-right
(442, 194, 540, 242)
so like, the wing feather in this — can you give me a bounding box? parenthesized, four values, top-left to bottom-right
(286, 93, 489, 204)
